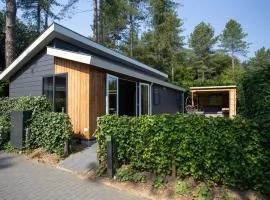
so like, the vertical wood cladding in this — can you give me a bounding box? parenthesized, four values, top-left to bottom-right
(54, 57, 106, 139)
(89, 69, 106, 135)
(229, 88, 237, 118)
(54, 57, 91, 139)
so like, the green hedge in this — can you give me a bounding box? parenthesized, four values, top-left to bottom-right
(0, 96, 73, 154)
(0, 96, 51, 118)
(240, 65, 270, 139)
(0, 96, 51, 145)
(29, 112, 73, 154)
(0, 117, 10, 147)
(0, 81, 8, 97)
(95, 114, 269, 192)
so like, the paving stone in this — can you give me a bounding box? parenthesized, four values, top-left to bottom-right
(60, 142, 98, 174)
(0, 152, 147, 200)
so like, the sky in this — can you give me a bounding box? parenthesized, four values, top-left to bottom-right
(1, 0, 270, 60)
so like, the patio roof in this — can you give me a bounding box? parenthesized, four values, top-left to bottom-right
(190, 85, 237, 92)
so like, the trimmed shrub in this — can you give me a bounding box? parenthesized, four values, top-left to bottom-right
(95, 114, 268, 192)
(0, 116, 10, 148)
(239, 66, 270, 192)
(240, 65, 270, 138)
(0, 81, 8, 97)
(0, 96, 51, 149)
(0, 96, 51, 118)
(0, 96, 73, 154)
(28, 112, 73, 154)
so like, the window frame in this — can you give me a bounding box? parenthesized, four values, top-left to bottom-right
(106, 74, 119, 115)
(42, 73, 68, 112)
(153, 86, 160, 105)
(139, 83, 150, 115)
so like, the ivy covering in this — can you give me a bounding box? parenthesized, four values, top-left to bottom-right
(0, 96, 73, 154)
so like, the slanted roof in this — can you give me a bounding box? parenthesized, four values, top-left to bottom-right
(47, 47, 185, 91)
(0, 23, 185, 91)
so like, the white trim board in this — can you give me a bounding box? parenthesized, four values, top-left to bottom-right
(47, 47, 92, 64)
(0, 24, 55, 81)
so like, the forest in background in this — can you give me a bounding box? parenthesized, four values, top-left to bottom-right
(0, 0, 270, 90)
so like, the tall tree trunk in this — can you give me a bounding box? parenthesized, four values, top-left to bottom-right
(44, 1, 50, 30)
(5, 0, 16, 68)
(37, 2, 41, 33)
(231, 53, 235, 81)
(171, 66, 174, 82)
(93, 0, 99, 42)
(99, 0, 104, 44)
(129, 15, 133, 57)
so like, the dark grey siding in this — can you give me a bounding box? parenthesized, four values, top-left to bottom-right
(52, 39, 167, 81)
(152, 85, 184, 114)
(9, 51, 54, 97)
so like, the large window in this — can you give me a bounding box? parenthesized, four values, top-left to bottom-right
(106, 74, 118, 115)
(139, 83, 150, 115)
(43, 74, 67, 112)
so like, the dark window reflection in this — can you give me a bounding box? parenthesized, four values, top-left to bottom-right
(43, 74, 67, 112)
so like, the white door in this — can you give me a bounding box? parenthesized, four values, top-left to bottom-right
(106, 74, 119, 115)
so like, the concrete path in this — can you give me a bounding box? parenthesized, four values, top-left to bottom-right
(0, 152, 147, 200)
(60, 142, 98, 174)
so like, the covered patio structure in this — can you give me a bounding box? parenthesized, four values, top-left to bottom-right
(190, 85, 237, 118)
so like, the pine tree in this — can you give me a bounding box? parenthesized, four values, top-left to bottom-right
(19, 0, 79, 33)
(248, 47, 270, 72)
(5, 0, 16, 68)
(0, 11, 39, 70)
(188, 22, 217, 80)
(219, 19, 249, 80)
(135, 0, 184, 80)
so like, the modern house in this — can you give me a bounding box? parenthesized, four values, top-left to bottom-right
(0, 23, 185, 140)
(190, 85, 237, 118)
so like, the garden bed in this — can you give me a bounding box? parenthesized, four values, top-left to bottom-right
(97, 171, 267, 200)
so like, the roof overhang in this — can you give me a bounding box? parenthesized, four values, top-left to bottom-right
(47, 47, 186, 92)
(47, 46, 92, 64)
(0, 24, 56, 81)
(190, 85, 237, 93)
(0, 23, 168, 81)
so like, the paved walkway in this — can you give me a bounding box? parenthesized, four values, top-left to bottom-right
(60, 142, 98, 174)
(0, 152, 146, 200)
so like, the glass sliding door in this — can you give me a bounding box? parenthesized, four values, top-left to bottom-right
(106, 74, 118, 115)
(118, 79, 136, 116)
(139, 83, 150, 115)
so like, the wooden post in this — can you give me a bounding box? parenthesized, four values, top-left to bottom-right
(107, 135, 114, 178)
(191, 91, 194, 106)
(172, 157, 176, 181)
(64, 140, 69, 156)
(229, 89, 237, 118)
